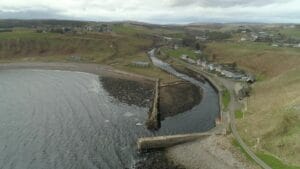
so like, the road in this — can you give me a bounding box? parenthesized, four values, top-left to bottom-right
(168, 55, 272, 169)
(225, 81, 272, 169)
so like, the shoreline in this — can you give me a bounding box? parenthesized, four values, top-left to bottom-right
(0, 62, 204, 120)
(0, 62, 156, 84)
(163, 59, 260, 169)
(0, 61, 205, 169)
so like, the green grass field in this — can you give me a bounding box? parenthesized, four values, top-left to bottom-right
(256, 152, 300, 169)
(112, 23, 184, 37)
(232, 139, 300, 169)
(205, 41, 300, 78)
(222, 89, 230, 110)
(161, 47, 200, 60)
(234, 110, 244, 119)
(279, 28, 300, 39)
(0, 28, 179, 82)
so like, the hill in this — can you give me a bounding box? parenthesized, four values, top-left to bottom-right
(204, 41, 300, 167)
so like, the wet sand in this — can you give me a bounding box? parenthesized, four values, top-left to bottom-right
(159, 82, 202, 119)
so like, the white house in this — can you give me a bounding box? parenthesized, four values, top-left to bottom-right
(240, 37, 247, 41)
(294, 44, 300, 48)
(208, 64, 215, 71)
(181, 54, 188, 60)
(215, 65, 222, 73)
(195, 36, 207, 41)
(187, 58, 196, 64)
(194, 50, 202, 54)
(221, 70, 235, 78)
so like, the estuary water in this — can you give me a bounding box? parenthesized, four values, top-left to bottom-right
(0, 68, 219, 169)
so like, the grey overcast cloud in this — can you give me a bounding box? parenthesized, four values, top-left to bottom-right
(0, 0, 299, 24)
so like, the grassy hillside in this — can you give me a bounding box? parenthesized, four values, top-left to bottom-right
(279, 28, 300, 39)
(205, 42, 300, 78)
(0, 28, 177, 82)
(205, 41, 300, 167)
(0, 29, 150, 61)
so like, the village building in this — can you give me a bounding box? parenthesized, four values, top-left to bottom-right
(181, 54, 196, 64)
(207, 64, 215, 71)
(131, 61, 150, 67)
(187, 58, 196, 64)
(240, 37, 247, 41)
(195, 36, 207, 41)
(181, 54, 188, 60)
(221, 70, 235, 78)
(214, 65, 222, 73)
(173, 44, 179, 50)
(294, 43, 300, 48)
(194, 50, 202, 54)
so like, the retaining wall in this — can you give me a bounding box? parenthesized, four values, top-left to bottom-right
(146, 79, 160, 130)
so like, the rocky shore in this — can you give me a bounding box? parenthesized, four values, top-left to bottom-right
(100, 76, 154, 107)
(159, 82, 202, 119)
(134, 151, 186, 169)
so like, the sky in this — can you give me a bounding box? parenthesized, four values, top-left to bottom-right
(0, 0, 300, 24)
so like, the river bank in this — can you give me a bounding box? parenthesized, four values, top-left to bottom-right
(162, 58, 261, 169)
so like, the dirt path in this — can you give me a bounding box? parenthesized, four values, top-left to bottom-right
(213, 76, 272, 169)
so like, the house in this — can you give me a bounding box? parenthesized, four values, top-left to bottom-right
(196, 59, 202, 65)
(180, 54, 196, 64)
(240, 37, 247, 41)
(214, 65, 222, 73)
(251, 33, 258, 41)
(242, 74, 255, 83)
(163, 36, 173, 41)
(187, 58, 196, 64)
(181, 54, 188, 60)
(195, 36, 207, 41)
(173, 44, 179, 50)
(208, 64, 215, 71)
(194, 50, 202, 54)
(232, 73, 244, 80)
(221, 70, 235, 78)
(294, 44, 300, 48)
(201, 61, 208, 69)
(131, 61, 150, 67)
(197, 59, 208, 69)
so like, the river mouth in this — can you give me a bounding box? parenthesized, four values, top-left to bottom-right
(0, 66, 219, 169)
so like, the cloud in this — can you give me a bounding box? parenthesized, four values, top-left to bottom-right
(0, 8, 67, 19)
(168, 0, 289, 7)
(0, 0, 299, 24)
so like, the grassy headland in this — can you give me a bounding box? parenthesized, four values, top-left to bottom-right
(0, 26, 179, 82)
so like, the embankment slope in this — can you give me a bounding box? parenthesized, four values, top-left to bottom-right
(205, 41, 300, 167)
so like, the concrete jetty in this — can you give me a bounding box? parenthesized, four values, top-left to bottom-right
(137, 132, 214, 151)
(146, 79, 160, 130)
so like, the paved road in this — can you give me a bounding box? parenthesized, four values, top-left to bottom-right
(225, 81, 272, 169)
(170, 56, 272, 169)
